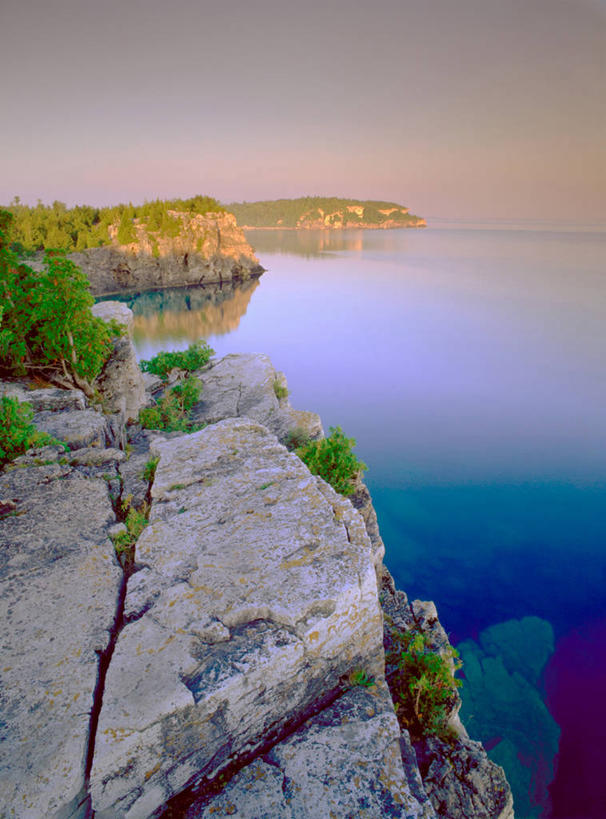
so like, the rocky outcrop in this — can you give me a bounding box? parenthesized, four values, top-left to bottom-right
(191, 352, 324, 445)
(188, 681, 436, 818)
(0, 350, 513, 819)
(91, 302, 147, 423)
(89, 419, 385, 816)
(0, 455, 123, 818)
(70, 212, 263, 297)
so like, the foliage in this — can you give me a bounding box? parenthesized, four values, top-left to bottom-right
(140, 341, 214, 380)
(273, 379, 289, 400)
(387, 626, 462, 741)
(139, 377, 204, 433)
(0, 209, 117, 395)
(141, 456, 159, 483)
(0, 396, 65, 466)
(285, 426, 312, 451)
(111, 503, 149, 567)
(296, 426, 366, 496)
(226, 197, 423, 228)
(4, 195, 226, 253)
(349, 669, 375, 688)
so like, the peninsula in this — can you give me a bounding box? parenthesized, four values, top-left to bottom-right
(226, 196, 427, 230)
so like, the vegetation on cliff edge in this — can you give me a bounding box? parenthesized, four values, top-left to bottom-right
(3, 195, 226, 253)
(226, 197, 424, 228)
(0, 209, 121, 396)
(296, 426, 367, 497)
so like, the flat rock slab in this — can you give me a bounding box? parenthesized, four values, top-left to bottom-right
(0, 382, 87, 412)
(34, 408, 110, 450)
(0, 465, 122, 818)
(189, 682, 436, 818)
(191, 353, 323, 443)
(90, 418, 383, 817)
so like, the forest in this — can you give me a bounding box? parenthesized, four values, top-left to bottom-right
(4, 196, 226, 253)
(226, 197, 424, 228)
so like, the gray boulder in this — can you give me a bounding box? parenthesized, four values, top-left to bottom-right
(90, 418, 384, 817)
(34, 407, 110, 450)
(191, 353, 323, 444)
(0, 381, 87, 412)
(0, 464, 122, 818)
(92, 301, 147, 423)
(189, 682, 436, 818)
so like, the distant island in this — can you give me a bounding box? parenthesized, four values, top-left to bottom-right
(226, 197, 426, 230)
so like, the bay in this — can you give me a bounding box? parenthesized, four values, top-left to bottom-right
(120, 226, 606, 818)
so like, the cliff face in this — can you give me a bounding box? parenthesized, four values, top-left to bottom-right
(0, 330, 512, 818)
(69, 211, 263, 297)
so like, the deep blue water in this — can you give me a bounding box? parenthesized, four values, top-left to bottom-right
(125, 226, 606, 818)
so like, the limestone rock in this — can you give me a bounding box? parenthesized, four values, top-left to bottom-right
(415, 735, 514, 819)
(90, 418, 383, 816)
(92, 301, 147, 423)
(191, 353, 323, 444)
(70, 211, 263, 297)
(189, 682, 436, 818)
(0, 464, 122, 818)
(33, 407, 110, 450)
(0, 381, 87, 412)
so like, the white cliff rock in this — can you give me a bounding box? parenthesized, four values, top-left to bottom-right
(90, 418, 384, 817)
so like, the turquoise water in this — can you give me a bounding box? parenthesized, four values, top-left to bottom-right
(124, 226, 606, 818)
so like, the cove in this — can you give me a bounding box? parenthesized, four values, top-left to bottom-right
(115, 225, 606, 818)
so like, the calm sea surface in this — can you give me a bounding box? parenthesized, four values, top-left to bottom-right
(122, 227, 606, 818)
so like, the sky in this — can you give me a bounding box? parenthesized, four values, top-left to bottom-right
(1, 0, 605, 222)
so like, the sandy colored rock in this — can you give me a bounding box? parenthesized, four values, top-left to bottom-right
(0, 465, 122, 818)
(190, 682, 436, 818)
(90, 418, 383, 816)
(70, 211, 263, 297)
(191, 353, 323, 443)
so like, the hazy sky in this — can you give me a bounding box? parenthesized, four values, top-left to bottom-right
(1, 0, 605, 221)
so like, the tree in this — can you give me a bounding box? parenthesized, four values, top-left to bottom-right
(0, 209, 118, 396)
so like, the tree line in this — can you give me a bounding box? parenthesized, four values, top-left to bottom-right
(226, 197, 422, 228)
(4, 195, 226, 253)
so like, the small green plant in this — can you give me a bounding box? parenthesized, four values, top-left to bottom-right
(273, 379, 289, 400)
(140, 341, 214, 380)
(259, 481, 275, 490)
(169, 483, 186, 492)
(296, 426, 366, 496)
(139, 377, 203, 432)
(0, 396, 65, 466)
(111, 504, 149, 567)
(349, 669, 375, 688)
(141, 456, 159, 483)
(285, 426, 312, 451)
(387, 626, 462, 741)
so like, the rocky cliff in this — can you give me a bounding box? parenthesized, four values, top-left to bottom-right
(68, 212, 263, 297)
(0, 310, 512, 818)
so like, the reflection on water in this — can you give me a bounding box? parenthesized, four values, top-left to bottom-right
(245, 228, 365, 257)
(109, 279, 259, 351)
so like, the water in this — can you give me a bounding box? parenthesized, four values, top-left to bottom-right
(120, 226, 606, 818)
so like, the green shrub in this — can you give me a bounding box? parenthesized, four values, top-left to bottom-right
(296, 426, 366, 496)
(285, 426, 312, 451)
(139, 377, 204, 432)
(0, 209, 118, 396)
(141, 456, 159, 483)
(273, 379, 289, 400)
(387, 626, 462, 741)
(111, 505, 149, 567)
(0, 396, 65, 466)
(349, 669, 375, 688)
(140, 341, 214, 380)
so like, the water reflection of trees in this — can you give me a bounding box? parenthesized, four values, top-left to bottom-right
(110, 279, 259, 344)
(245, 229, 365, 258)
